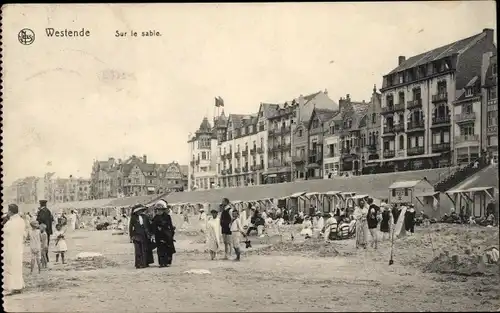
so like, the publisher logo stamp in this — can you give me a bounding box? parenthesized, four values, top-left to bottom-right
(18, 28, 35, 45)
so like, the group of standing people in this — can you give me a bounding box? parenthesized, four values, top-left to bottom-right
(129, 200, 176, 268)
(353, 198, 417, 250)
(205, 198, 248, 261)
(3, 200, 70, 296)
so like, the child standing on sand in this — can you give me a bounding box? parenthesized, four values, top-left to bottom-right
(28, 221, 42, 273)
(40, 224, 49, 268)
(53, 223, 68, 264)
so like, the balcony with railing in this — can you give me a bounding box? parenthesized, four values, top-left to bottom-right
(407, 99, 422, 109)
(190, 160, 195, 166)
(242, 149, 249, 157)
(407, 120, 425, 131)
(383, 126, 395, 134)
(431, 115, 451, 126)
(195, 159, 200, 165)
(393, 123, 405, 133)
(383, 150, 395, 158)
(257, 147, 263, 154)
(381, 102, 405, 114)
(281, 143, 291, 151)
(455, 112, 476, 124)
(454, 134, 479, 145)
(225, 151, 233, 159)
(227, 167, 233, 175)
(367, 144, 377, 152)
(242, 166, 249, 173)
(250, 147, 257, 155)
(292, 155, 306, 164)
(221, 169, 226, 175)
(268, 128, 275, 136)
(431, 143, 451, 153)
(234, 151, 241, 158)
(235, 168, 241, 174)
(432, 92, 448, 103)
(407, 146, 425, 156)
(487, 125, 498, 134)
(251, 164, 263, 171)
(281, 125, 291, 134)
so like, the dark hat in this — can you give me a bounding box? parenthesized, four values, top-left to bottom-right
(210, 208, 218, 213)
(39, 200, 47, 205)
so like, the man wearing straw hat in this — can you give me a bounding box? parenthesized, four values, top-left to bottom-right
(152, 200, 176, 267)
(129, 204, 153, 269)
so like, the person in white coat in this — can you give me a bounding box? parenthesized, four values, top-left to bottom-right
(3, 204, 26, 295)
(69, 210, 78, 231)
(206, 209, 221, 260)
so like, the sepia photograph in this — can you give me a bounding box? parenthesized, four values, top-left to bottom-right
(1, 2, 499, 312)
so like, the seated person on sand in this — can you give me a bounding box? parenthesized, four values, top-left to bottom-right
(316, 212, 325, 231)
(300, 216, 313, 238)
(322, 213, 338, 242)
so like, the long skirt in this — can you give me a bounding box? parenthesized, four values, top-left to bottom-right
(133, 240, 149, 268)
(355, 220, 368, 247)
(157, 243, 173, 266)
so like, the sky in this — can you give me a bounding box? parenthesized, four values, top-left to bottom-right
(2, 2, 497, 185)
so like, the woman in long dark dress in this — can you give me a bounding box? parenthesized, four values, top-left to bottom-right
(379, 204, 392, 241)
(151, 200, 176, 267)
(129, 204, 153, 269)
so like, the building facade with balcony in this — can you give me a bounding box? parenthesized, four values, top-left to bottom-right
(379, 28, 496, 171)
(482, 52, 498, 163)
(452, 77, 482, 164)
(265, 102, 296, 184)
(360, 86, 383, 174)
(188, 117, 219, 190)
(335, 95, 370, 175)
(307, 108, 338, 179)
(218, 113, 266, 187)
(292, 120, 309, 180)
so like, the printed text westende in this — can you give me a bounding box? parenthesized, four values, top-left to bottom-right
(46, 28, 91, 37)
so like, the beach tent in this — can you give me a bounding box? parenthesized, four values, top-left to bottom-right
(445, 186, 496, 218)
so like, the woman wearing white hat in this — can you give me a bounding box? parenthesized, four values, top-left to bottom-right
(129, 204, 153, 269)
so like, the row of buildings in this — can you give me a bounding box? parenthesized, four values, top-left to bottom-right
(4, 174, 92, 205)
(89, 155, 188, 199)
(187, 28, 497, 191)
(6, 155, 189, 204)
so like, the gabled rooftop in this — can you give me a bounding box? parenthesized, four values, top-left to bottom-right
(388, 29, 490, 75)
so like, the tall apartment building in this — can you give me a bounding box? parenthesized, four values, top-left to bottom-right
(307, 108, 338, 179)
(187, 117, 219, 190)
(266, 102, 296, 184)
(290, 90, 339, 181)
(482, 52, 498, 163)
(322, 87, 383, 177)
(218, 112, 267, 187)
(379, 28, 496, 171)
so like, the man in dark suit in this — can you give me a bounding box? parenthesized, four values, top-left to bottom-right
(36, 200, 53, 262)
(220, 198, 233, 260)
(129, 204, 153, 269)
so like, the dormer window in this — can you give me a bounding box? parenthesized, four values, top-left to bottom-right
(465, 88, 473, 97)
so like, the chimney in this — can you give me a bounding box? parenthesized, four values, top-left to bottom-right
(398, 56, 406, 65)
(324, 88, 328, 95)
(143, 155, 147, 163)
(298, 94, 304, 107)
(346, 94, 350, 101)
(483, 28, 494, 44)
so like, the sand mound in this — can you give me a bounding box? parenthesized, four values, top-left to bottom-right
(424, 252, 497, 277)
(253, 238, 341, 257)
